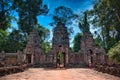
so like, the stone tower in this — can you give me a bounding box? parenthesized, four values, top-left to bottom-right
(24, 30, 42, 64)
(80, 31, 95, 64)
(52, 22, 69, 67)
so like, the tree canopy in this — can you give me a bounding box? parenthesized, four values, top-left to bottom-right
(51, 6, 77, 26)
(13, 0, 48, 34)
(79, 12, 90, 33)
(108, 41, 120, 64)
(0, 0, 13, 30)
(88, 0, 120, 52)
(88, 0, 120, 62)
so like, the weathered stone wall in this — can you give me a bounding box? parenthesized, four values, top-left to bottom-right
(0, 50, 54, 67)
(0, 50, 24, 67)
(69, 53, 81, 64)
(46, 55, 54, 63)
(93, 47, 106, 64)
(38, 54, 53, 64)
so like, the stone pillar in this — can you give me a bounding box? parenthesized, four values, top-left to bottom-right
(65, 52, 68, 66)
(31, 54, 34, 64)
(24, 54, 26, 63)
(54, 51, 57, 67)
(17, 50, 20, 63)
(1, 51, 5, 58)
(66, 54, 68, 67)
(1, 51, 5, 55)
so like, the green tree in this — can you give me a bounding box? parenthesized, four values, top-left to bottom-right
(0, 0, 50, 52)
(51, 6, 77, 39)
(41, 41, 51, 54)
(72, 33, 82, 52)
(35, 24, 50, 53)
(35, 24, 50, 43)
(6, 29, 26, 52)
(51, 6, 77, 26)
(79, 12, 90, 33)
(107, 0, 120, 41)
(88, 0, 120, 52)
(0, 29, 26, 52)
(14, 0, 48, 34)
(108, 41, 120, 64)
(0, 25, 50, 52)
(0, 29, 8, 51)
(0, 0, 13, 30)
(108, 0, 120, 22)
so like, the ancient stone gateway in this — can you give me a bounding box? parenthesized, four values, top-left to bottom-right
(52, 22, 69, 67)
(22, 22, 106, 68)
(24, 30, 43, 65)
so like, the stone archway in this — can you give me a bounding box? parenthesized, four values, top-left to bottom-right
(89, 49, 93, 64)
(26, 54, 32, 63)
(56, 52, 66, 68)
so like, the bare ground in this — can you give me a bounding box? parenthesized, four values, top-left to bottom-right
(0, 68, 120, 80)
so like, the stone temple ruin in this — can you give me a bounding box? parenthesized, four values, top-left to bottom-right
(52, 22, 69, 67)
(79, 31, 105, 66)
(24, 30, 43, 65)
(0, 22, 106, 68)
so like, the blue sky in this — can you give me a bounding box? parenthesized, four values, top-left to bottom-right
(39, 0, 93, 28)
(38, 0, 93, 46)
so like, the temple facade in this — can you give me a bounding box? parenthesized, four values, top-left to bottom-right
(79, 31, 106, 66)
(52, 22, 69, 67)
(80, 31, 95, 64)
(24, 30, 43, 65)
(0, 23, 106, 68)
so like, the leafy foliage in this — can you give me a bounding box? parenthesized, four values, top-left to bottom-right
(35, 24, 50, 42)
(88, 0, 120, 52)
(108, 41, 120, 64)
(0, 0, 13, 30)
(14, 0, 48, 34)
(35, 24, 51, 53)
(41, 41, 51, 54)
(72, 33, 82, 52)
(57, 52, 64, 62)
(78, 12, 90, 33)
(0, 29, 8, 51)
(0, 25, 50, 53)
(52, 6, 77, 26)
(94, 31, 102, 47)
(0, 29, 26, 52)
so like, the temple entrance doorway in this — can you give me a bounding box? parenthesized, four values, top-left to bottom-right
(56, 52, 66, 68)
(89, 49, 93, 64)
(26, 54, 31, 63)
(89, 49, 93, 68)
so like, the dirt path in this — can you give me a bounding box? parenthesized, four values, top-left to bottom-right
(0, 68, 120, 80)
